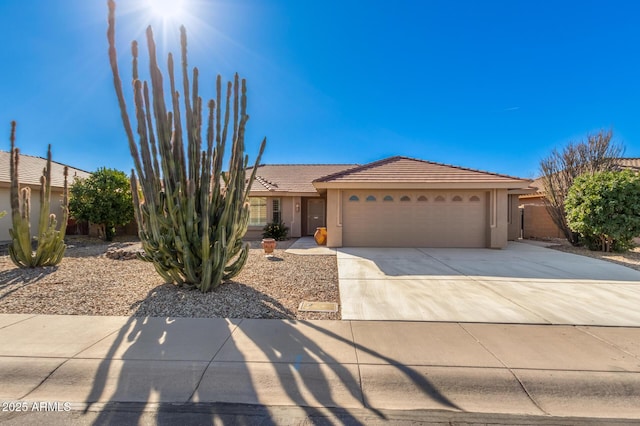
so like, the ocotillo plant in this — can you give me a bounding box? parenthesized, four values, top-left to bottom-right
(107, 1, 266, 291)
(8, 121, 69, 267)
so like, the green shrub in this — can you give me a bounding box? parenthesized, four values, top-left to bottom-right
(565, 169, 640, 252)
(579, 234, 633, 252)
(262, 221, 289, 241)
(69, 167, 134, 242)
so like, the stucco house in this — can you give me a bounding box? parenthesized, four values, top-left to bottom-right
(519, 158, 640, 240)
(0, 151, 90, 241)
(1, 152, 534, 248)
(248, 156, 532, 248)
(244, 163, 357, 240)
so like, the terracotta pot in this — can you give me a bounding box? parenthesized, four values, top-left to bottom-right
(261, 238, 276, 254)
(314, 227, 327, 246)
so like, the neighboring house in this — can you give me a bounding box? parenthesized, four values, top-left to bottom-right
(519, 177, 564, 240)
(248, 156, 533, 248)
(0, 151, 91, 241)
(519, 158, 640, 240)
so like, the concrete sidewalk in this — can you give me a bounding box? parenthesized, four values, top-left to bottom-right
(0, 314, 639, 424)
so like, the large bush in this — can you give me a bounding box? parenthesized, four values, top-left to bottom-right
(69, 167, 134, 242)
(565, 170, 640, 252)
(539, 129, 624, 245)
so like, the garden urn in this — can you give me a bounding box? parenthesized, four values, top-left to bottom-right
(314, 227, 327, 246)
(261, 238, 277, 254)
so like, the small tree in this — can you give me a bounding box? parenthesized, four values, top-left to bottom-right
(539, 129, 624, 245)
(565, 170, 640, 252)
(69, 167, 134, 242)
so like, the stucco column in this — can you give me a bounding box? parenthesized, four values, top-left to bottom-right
(488, 189, 508, 248)
(326, 189, 343, 247)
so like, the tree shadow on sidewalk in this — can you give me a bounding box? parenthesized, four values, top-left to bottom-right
(83, 287, 460, 425)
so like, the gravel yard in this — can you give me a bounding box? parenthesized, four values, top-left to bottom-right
(549, 242, 640, 273)
(0, 237, 340, 320)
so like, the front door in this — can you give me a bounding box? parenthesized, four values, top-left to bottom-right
(307, 199, 325, 235)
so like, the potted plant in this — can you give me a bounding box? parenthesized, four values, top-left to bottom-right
(262, 221, 289, 241)
(261, 238, 276, 254)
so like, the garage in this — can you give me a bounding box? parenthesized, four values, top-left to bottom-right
(312, 156, 532, 249)
(341, 190, 487, 247)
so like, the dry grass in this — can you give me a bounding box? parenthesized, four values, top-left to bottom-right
(0, 236, 340, 320)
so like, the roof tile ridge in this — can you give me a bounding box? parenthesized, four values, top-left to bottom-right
(401, 156, 530, 181)
(255, 175, 278, 190)
(313, 157, 401, 182)
(0, 149, 92, 174)
(252, 163, 359, 167)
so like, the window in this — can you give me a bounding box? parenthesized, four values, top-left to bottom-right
(470, 195, 480, 202)
(452, 195, 463, 202)
(349, 195, 360, 201)
(417, 195, 428, 202)
(272, 198, 281, 222)
(366, 195, 377, 202)
(435, 195, 445, 202)
(383, 195, 394, 202)
(400, 195, 411, 202)
(248, 197, 267, 226)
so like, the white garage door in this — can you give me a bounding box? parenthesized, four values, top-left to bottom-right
(342, 190, 487, 247)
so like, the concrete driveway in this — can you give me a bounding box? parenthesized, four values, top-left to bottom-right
(338, 242, 640, 325)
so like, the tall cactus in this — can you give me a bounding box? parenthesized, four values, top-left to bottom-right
(107, 1, 266, 292)
(8, 121, 69, 268)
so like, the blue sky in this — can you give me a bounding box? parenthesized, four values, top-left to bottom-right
(1, 0, 639, 179)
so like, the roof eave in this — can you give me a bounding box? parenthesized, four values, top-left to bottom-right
(248, 190, 322, 197)
(313, 181, 532, 190)
(508, 187, 538, 195)
(519, 193, 545, 199)
(0, 181, 67, 190)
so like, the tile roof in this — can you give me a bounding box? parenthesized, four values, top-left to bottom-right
(520, 158, 640, 199)
(0, 150, 91, 188)
(248, 164, 358, 194)
(519, 177, 545, 198)
(616, 158, 640, 171)
(313, 156, 529, 185)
